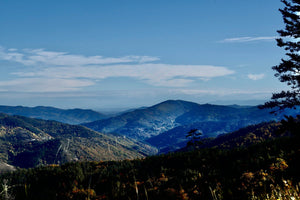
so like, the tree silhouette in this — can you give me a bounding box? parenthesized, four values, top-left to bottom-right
(186, 129, 203, 148)
(260, 0, 300, 111)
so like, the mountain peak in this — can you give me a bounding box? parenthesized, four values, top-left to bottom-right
(152, 99, 200, 109)
(158, 99, 197, 105)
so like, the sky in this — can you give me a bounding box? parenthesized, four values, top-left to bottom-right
(0, 0, 290, 110)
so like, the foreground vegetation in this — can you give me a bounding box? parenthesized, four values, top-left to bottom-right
(0, 117, 299, 200)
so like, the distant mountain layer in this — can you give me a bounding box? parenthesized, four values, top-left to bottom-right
(0, 105, 107, 124)
(83, 100, 289, 140)
(83, 100, 299, 152)
(0, 113, 157, 169)
(83, 100, 204, 140)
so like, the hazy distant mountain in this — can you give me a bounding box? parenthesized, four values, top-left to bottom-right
(210, 99, 266, 106)
(0, 113, 157, 169)
(0, 105, 107, 124)
(83, 100, 299, 152)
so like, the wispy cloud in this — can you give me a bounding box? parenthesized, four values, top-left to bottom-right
(173, 88, 271, 96)
(14, 64, 235, 87)
(0, 46, 235, 92)
(247, 73, 265, 80)
(0, 46, 160, 66)
(219, 36, 276, 43)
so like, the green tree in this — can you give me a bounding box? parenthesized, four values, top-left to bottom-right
(260, 0, 300, 111)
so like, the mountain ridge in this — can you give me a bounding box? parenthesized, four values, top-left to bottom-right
(0, 105, 107, 124)
(83, 100, 299, 152)
(82, 100, 201, 140)
(83, 100, 282, 138)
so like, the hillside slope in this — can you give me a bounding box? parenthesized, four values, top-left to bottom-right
(0, 113, 157, 169)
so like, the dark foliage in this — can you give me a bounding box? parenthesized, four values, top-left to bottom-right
(186, 129, 202, 149)
(260, 0, 300, 111)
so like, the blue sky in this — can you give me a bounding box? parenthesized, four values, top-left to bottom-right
(0, 0, 289, 109)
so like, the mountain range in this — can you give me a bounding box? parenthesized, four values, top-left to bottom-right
(0, 113, 157, 169)
(1, 100, 299, 199)
(0, 105, 107, 124)
(83, 100, 298, 152)
(1, 99, 299, 164)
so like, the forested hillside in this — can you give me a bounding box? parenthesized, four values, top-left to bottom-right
(0, 113, 157, 169)
(0, 117, 299, 200)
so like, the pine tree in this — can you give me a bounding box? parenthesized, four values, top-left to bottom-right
(261, 0, 300, 111)
(186, 129, 202, 148)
